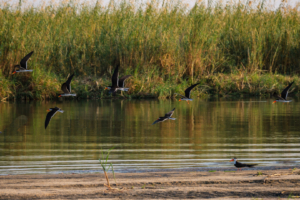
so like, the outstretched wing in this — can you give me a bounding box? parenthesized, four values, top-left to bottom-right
(45, 109, 59, 129)
(14, 65, 21, 71)
(119, 75, 132, 88)
(184, 83, 200, 98)
(152, 117, 167, 125)
(164, 108, 175, 118)
(281, 81, 294, 100)
(65, 73, 74, 92)
(174, 93, 187, 99)
(111, 65, 119, 87)
(20, 51, 34, 69)
(61, 83, 70, 93)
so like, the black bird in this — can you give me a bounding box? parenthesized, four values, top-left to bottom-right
(273, 81, 294, 103)
(118, 75, 132, 91)
(45, 107, 64, 129)
(105, 65, 120, 94)
(175, 83, 200, 104)
(59, 74, 76, 97)
(152, 108, 176, 125)
(13, 51, 34, 74)
(105, 75, 132, 92)
(230, 158, 257, 171)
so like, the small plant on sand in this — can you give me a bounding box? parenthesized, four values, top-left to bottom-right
(288, 193, 294, 199)
(141, 184, 146, 189)
(257, 171, 263, 176)
(99, 147, 116, 190)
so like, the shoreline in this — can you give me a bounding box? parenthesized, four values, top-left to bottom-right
(1, 168, 299, 199)
(1, 73, 299, 101)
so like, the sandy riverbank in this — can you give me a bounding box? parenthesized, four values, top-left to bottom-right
(1, 168, 300, 199)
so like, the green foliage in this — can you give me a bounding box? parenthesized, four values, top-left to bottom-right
(99, 147, 116, 186)
(1, 0, 300, 99)
(257, 171, 263, 176)
(99, 147, 115, 174)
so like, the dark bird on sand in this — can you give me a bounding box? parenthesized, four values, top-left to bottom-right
(230, 157, 257, 171)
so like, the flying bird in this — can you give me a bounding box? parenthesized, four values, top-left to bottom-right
(230, 158, 257, 171)
(105, 65, 120, 94)
(59, 74, 76, 97)
(13, 51, 34, 74)
(273, 82, 294, 103)
(175, 83, 200, 104)
(152, 108, 176, 125)
(45, 107, 64, 129)
(105, 75, 132, 92)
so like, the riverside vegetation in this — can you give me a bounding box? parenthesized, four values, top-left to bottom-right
(0, 0, 300, 100)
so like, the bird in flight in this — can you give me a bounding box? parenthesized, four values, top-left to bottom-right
(106, 75, 132, 92)
(13, 51, 34, 74)
(59, 74, 76, 97)
(273, 82, 294, 103)
(152, 108, 176, 125)
(175, 83, 200, 104)
(45, 107, 64, 129)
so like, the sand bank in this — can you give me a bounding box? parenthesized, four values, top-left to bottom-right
(0, 168, 300, 199)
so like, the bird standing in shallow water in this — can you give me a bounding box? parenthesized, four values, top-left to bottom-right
(45, 107, 64, 129)
(13, 51, 34, 74)
(230, 158, 257, 171)
(175, 83, 200, 104)
(273, 82, 294, 103)
(152, 108, 176, 125)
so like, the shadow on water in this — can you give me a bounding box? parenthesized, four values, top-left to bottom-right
(0, 97, 300, 174)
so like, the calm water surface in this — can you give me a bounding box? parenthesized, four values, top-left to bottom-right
(0, 98, 300, 175)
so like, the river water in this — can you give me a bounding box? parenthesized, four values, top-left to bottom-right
(0, 98, 300, 175)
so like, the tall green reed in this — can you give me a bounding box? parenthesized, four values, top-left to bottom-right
(0, 0, 299, 99)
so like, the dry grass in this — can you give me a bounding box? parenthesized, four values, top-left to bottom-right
(0, 0, 300, 99)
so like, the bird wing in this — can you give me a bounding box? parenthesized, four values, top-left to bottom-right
(235, 161, 248, 168)
(174, 93, 187, 98)
(61, 83, 70, 93)
(246, 164, 257, 168)
(184, 83, 200, 98)
(20, 51, 34, 69)
(152, 117, 167, 125)
(118, 75, 132, 87)
(281, 81, 294, 100)
(45, 109, 59, 129)
(164, 108, 175, 118)
(65, 74, 74, 92)
(14, 65, 21, 71)
(111, 65, 119, 87)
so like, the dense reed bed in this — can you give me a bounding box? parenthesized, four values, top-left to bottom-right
(0, 0, 300, 100)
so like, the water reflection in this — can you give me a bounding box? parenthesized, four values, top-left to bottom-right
(0, 98, 300, 175)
